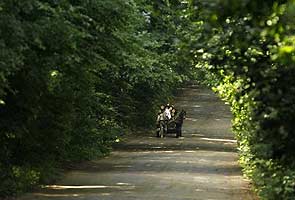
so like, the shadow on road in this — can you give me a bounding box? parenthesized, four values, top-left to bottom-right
(18, 85, 257, 200)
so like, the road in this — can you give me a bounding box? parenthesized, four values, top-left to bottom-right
(19, 85, 257, 200)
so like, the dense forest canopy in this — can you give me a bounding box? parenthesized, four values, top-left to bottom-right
(1, 0, 295, 199)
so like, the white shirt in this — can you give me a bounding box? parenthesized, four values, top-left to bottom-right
(164, 108, 171, 120)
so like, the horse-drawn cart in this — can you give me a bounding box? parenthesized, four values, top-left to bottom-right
(156, 106, 186, 138)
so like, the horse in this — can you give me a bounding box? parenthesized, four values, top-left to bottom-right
(173, 109, 186, 137)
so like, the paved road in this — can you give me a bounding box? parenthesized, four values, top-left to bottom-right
(19, 85, 257, 200)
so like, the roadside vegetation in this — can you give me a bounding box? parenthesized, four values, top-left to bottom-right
(0, 0, 196, 196)
(1, 0, 295, 199)
(195, 1, 295, 199)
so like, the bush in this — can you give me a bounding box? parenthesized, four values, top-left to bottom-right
(0, 0, 195, 196)
(196, 1, 295, 199)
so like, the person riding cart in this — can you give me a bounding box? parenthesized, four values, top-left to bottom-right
(156, 105, 168, 138)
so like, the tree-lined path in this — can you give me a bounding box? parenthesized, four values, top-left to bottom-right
(2, 1, 294, 198)
(19, 85, 256, 200)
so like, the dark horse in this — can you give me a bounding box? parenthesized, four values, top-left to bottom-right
(173, 109, 186, 137)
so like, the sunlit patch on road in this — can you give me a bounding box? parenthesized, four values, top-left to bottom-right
(43, 185, 136, 190)
(200, 138, 237, 143)
(193, 105, 202, 108)
(32, 193, 81, 197)
(186, 117, 198, 121)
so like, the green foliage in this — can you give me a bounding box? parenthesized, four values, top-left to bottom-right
(193, 0, 295, 199)
(0, 165, 40, 196)
(4, 0, 295, 199)
(0, 0, 196, 196)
